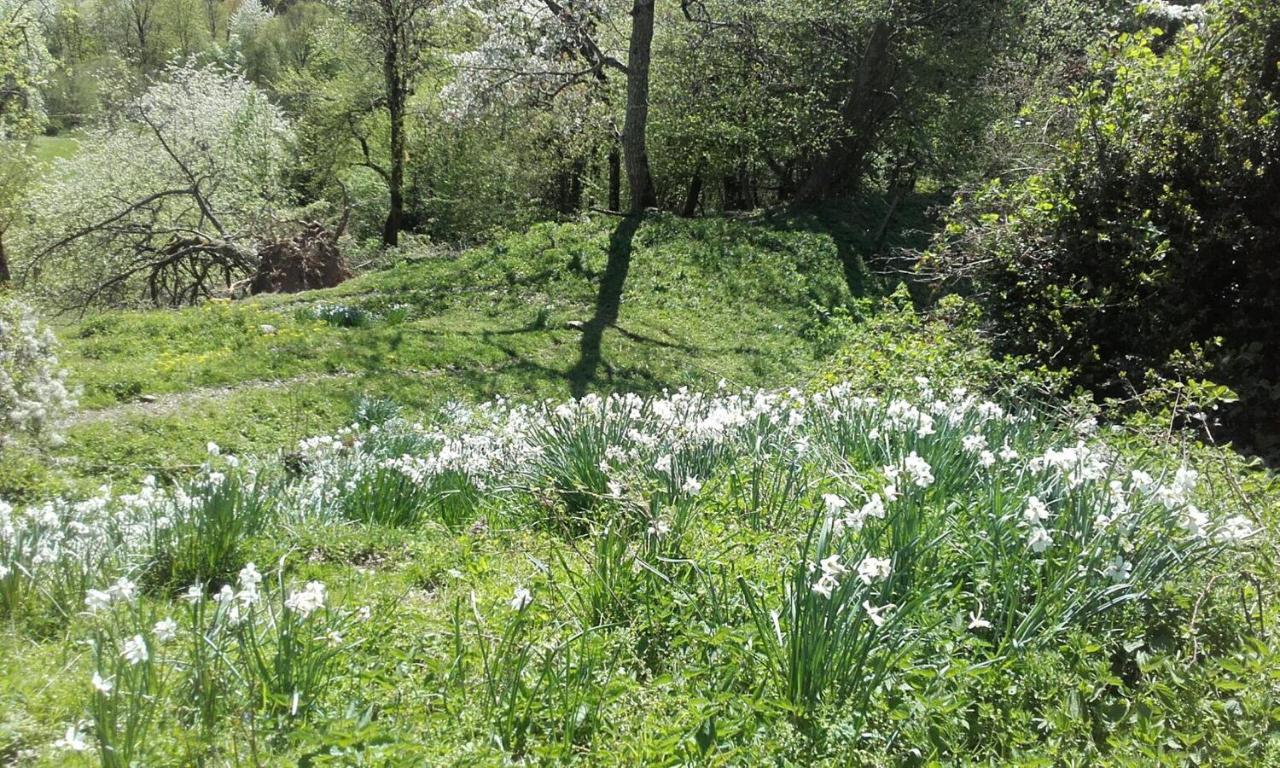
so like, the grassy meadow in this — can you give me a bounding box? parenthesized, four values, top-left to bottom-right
(2, 215, 1278, 766)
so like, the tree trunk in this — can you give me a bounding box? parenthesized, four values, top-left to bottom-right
(568, 157, 586, 213)
(608, 147, 622, 211)
(681, 167, 703, 217)
(383, 60, 406, 247)
(622, 0, 658, 212)
(794, 21, 897, 203)
(0, 234, 10, 284)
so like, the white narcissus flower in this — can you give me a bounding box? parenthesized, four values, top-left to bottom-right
(903, 452, 934, 488)
(968, 603, 992, 630)
(1180, 507, 1209, 538)
(1027, 526, 1053, 554)
(822, 493, 848, 518)
(285, 581, 327, 618)
(54, 723, 90, 752)
(238, 563, 263, 605)
(109, 577, 137, 604)
(510, 586, 533, 611)
(91, 671, 113, 694)
(856, 556, 892, 585)
(1102, 556, 1132, 584)
(863, 601, 892, 627)
(84, 589, 112, 613)
(153, 618, 178, 643)
(1023, 496, 1052, 526)
(1216, 515, 1254, 543)
(810, 574, 838, 599)
(860, 494, 886, 520)
(121, 635, 148, 666)
(819, 555, 849, 578)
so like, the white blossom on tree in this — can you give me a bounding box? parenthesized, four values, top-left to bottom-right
(228, 0, 274, 44)
(441, 0, 620, 120)
(16, 62, 292, 308)
(0, 296, 75, 446)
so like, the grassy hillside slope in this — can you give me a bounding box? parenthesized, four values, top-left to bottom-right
(1, 213, 1278, 766)
(3, 214, 878, 500)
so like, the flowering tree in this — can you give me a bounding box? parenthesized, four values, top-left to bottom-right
(228, 0, 272, 44)
(0, 296, 75, 447)
(0, 0, 52, 284)
(447, 0, 672, 212)
(16, 62, 292, 308)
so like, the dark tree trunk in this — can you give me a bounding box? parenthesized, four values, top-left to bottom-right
(681, 167, 703, 217)
(568, 157, 586, 212)
(382, 47, 407, 247)
(608, 147, 622, 211)
(794, 21, 898, 203)
(622, 0, 658, 212)
(554, 157, 587, 214)
(723, 166, 751, 211)
(0, 235, 10, 284)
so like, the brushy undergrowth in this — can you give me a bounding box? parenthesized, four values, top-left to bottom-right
(1, 378, 1273, 765)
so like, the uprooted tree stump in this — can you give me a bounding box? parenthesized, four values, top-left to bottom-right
(249, 222, 351, 295)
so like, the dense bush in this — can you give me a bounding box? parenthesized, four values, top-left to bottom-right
(927, 0, 1280, 452)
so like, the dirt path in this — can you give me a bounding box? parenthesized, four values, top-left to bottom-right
(67, 372, 358, 425)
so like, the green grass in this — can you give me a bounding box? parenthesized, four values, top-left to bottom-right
(1, 210, 1278, 766)
(27, 134, 82, 167)
(3, 214, 860, 499)
(2, 374, 1275, 766)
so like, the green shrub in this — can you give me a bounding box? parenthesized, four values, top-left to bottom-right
(927, 0, 1280, 453)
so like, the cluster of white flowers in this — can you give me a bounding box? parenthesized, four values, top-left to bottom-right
(17, 62, 291, 308)
(811, 553, 892, 599)
(285, 581, 327, 618)
(0, 298, 76, 445)
(510, 585, 533, 611)
(826, 492, 887, 535)
(1146, 1, 1205, 24)
(84, 577, 138, 613)
(3, 379, 1258, 622)
(228, 0, 273, 42)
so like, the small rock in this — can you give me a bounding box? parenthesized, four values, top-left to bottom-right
(138, 394, 158, 403)
(565, 320, 586, 330)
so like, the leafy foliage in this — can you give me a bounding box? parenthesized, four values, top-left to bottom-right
(927, 0, 1280, 453)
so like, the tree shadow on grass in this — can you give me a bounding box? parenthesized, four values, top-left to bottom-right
(768, 193, 946, 300)
(568, 215, 642, 398)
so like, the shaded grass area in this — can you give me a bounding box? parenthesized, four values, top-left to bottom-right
(4, 214, 864, 498)
(27, 133, 82, 167)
